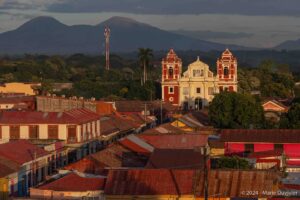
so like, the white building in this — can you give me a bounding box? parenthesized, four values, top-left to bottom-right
(161, 49, 238, 109)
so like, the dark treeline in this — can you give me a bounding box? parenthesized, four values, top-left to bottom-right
(0, 50, 300, 101)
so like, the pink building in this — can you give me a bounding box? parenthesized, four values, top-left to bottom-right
(221, 129, 300, 166)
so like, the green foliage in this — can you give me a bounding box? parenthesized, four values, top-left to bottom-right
(280, 103, 300, 128)
(216, 156, 251, 169)
(238, 60, 295, 99)
(209, 92, 264, 128)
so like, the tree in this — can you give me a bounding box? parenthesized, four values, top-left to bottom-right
(138, 48, 153, 85)
(208, 92, 264, 128)
(216, 156, 251, 169)
(280, 103, 300, 128)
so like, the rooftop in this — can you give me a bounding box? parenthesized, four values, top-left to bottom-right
(0, 140, 50, 165)
(221, 129, 300, 143)
(38, 172, 106, 191)
(146, 149, 205, 169)
(139, 133, 208, 149)
(104, 169, 279, 197)
(0, 108, 100, 124)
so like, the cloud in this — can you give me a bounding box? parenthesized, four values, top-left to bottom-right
(45, 0, 300, 16)
(0, 0, 60, 10)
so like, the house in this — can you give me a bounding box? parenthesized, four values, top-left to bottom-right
(0, 96, 36, 111)
(221, 129, 300, 168)
(161, 49, 238, 109)
(0, 140, 52, 196)
(0, 82, 40, 96)
(0, 109, 101, 160)
(30, 172, 106, 199)
(262, 99, 289, 122)
(104, 169, 279, 199)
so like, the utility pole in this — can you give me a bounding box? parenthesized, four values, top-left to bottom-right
(104, 26, 111, 70)
(202, 146, 209, 200)
(144, 103, 147, 123)
(160, 99, 163, 124)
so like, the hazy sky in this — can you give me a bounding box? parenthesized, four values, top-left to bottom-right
(1, 0, 300, 48)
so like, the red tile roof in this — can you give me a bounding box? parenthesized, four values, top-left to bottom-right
(104, 169, 279, 197)
(139, 133, 208, 149)
(142, 123, 187, 134)
(0, 108, 100, 124)
(119, 135, 154, 155)
(146, 149, 205, 169)
(0, 140, 50, 164)
(100, 114, 136, 136)
(0, 156, 20, 178)
(38, 173, 106, 191)
(115, 100, 144, 113)
(221, 129, 300, 143)
(64, 143, 148, 174)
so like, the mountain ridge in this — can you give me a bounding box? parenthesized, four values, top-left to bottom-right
(0, 16, 249, 55)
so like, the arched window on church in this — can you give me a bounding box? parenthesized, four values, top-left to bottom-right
(224, 67, 229, 77)
(169, 67, 174, 78)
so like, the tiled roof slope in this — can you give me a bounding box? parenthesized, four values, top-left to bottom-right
(139, 133, 208, 149)
(105, 169, 279, 197)
(0, 156, 20, 178)
(38, 173, 105, 191)
(221, 129, 300, 143)
(0, 108, 100, 124)
(0, 140, 50, 164)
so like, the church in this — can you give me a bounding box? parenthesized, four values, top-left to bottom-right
(161, 49, 238, 110)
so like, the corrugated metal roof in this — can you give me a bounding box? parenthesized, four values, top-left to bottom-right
(0, 108, 100, 124)
(38, 172, 105, 191)
(104, 169, 279, 197)
(146, 149, 205, 169)
(0, 140, 50, 164)
(139, 133, 208, 149)
(221, 129, 300, 143)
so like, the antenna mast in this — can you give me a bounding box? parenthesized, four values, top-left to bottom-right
(104, 26, 111, 70)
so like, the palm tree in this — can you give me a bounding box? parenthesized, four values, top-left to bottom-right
(138, 48, 153, 85)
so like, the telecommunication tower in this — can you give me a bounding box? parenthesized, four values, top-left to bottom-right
(104, 26, 111, 70)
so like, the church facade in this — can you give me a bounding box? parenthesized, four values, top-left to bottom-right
(161, 49, 238, 110)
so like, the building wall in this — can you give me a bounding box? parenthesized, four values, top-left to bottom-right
(161, 49, 238, 109)
(36, 96, 97, 113)
(0, 83, 40, 95)
(0, 119, 101, 144)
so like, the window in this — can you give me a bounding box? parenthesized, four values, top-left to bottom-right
(245, 144, 254, 153)
(29, 125, 39, 139)
(193, 70, 201, 77)
(183, 87, 189, 95)
(168, 67, 174, 78)
(224, 67, 229, 77)
(169, 87, 174, 94)
(208, 87, 214, 95)
(196, 88, 201, 94)
(48, 125, 58, 139)
(10, 126, 20, 139)
(200, 69, 204, 76)
(67, 125, 77, 143)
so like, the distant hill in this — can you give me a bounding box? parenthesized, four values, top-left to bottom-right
(0, 16, 248, 55)
(275, 38, 300, 50)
